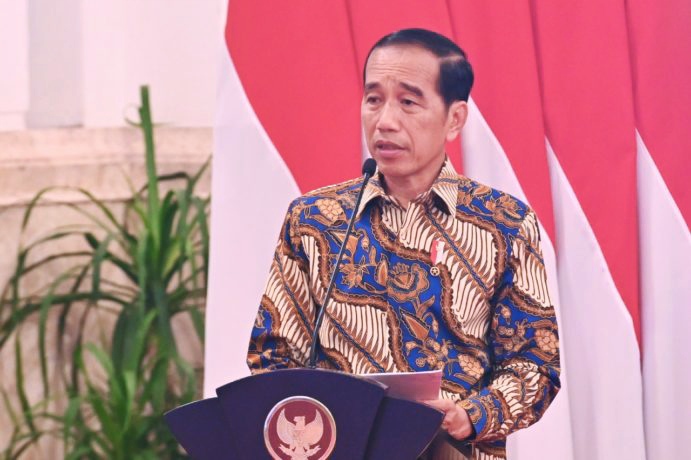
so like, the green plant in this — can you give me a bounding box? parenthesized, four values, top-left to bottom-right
(0, 86, 209, 459)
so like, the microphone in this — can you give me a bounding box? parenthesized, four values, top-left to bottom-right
(307, 158, 377, 368)
(361, 157, 378, 177)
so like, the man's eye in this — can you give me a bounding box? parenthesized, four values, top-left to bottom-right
(402, 99, 416, 106)
(366, 96, 380, 104)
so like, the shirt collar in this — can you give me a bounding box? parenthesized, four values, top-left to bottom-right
(356, 158, 459, 216)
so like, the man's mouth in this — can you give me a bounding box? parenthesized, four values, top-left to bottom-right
(374, 140, 405, 154)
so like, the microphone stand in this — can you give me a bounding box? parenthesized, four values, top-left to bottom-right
(307, 159, 376, 368)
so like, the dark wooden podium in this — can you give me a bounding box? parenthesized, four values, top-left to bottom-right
(165, 368, 445, 459)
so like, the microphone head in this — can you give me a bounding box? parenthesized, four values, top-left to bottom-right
(362, 158, 377, 177)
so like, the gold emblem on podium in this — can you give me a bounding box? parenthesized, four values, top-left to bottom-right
(264, 396, 337, 460)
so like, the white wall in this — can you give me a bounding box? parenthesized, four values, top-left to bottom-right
(0, 0, 226, 131)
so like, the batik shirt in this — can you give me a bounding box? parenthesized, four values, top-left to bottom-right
(247, 160, 561, 460)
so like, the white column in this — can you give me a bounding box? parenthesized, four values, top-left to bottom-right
(0, 0, 30, 131)
(26, 0, 83, 128)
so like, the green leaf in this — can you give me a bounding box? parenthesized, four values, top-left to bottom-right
(91, 233, 115, 299)
(37, 266, 89, 398)
(56, 265, 89, 390)
(61, 395, 82, 446)
(1, 387, 20, 427)
(188, 306, 205, 342)
(65, 446, 93, 460)
(1, 290, 128, 348)
(14, 336, 36, 434)
(85, 343, 114, 377)
(19, 186, 58, 231)
(139, 86, 161, 252)
(75, 187, 127, 233)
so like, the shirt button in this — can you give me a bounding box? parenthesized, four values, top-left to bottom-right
(430, 266, 440, 276)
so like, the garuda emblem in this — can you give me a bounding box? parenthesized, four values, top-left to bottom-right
(264, 396, 336, 460)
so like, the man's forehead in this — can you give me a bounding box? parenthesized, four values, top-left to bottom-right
(364, 44, 440, 85)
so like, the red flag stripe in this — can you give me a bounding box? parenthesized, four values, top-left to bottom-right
(226, 1, 362, 192)
(447, 0, 556, 241)
(346, 0, 454, 71)
(626, 0, 691, 228)
(530, 1, 641, 342)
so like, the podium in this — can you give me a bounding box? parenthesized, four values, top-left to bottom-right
(165, 368, 446, 459)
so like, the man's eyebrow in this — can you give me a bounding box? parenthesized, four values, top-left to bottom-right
(400, 82, 424, 98)
(364, 82, 380, 92)
(363, 81, 425, 98)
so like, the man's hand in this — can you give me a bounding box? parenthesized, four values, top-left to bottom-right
(423, 399, 473, 440)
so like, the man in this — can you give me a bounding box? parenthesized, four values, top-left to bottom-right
(247, 28, 560, 459)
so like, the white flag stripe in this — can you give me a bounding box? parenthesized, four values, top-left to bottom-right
(546, 141, 646, 459)
(462, 100, 574, 460)
(204, 44, 300, 396)
(637, 132, 691, 460)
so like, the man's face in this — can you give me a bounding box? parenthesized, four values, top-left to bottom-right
(362, 45, 466, 185)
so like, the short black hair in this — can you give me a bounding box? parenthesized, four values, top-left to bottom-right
(363, 28, 474, 106)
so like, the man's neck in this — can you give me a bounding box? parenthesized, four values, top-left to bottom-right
(381, 158, 446, 209)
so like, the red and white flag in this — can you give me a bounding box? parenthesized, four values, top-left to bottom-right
(205, 3, 691, 458)
(627, 1, 691, 459)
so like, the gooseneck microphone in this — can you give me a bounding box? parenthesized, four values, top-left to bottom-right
(307, 158, 377, 368)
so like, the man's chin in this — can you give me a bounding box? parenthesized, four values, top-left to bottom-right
(374, 164, 410, 181)
(374, 148, 407, 161)
(372, 152, 406, 169)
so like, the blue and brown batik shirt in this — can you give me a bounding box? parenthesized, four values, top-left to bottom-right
(247, 159, 561, 459)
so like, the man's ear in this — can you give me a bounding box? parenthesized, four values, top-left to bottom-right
(445, 100, 468, 143)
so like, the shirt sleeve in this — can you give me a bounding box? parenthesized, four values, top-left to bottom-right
(246, 200, 316, 373)
(457, 209, 561, 442)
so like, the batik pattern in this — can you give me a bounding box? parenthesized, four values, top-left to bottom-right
(247, 160, 561, 459)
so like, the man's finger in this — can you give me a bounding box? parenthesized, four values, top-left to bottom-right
(423, 399, 455, 411)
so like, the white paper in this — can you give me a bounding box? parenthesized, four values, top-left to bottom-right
(358, 369, 442, 401)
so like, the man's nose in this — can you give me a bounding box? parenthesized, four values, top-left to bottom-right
(375, 102, 400, 131)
